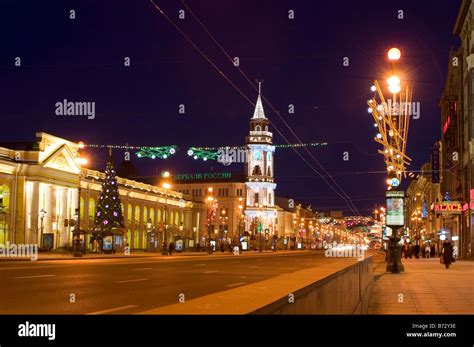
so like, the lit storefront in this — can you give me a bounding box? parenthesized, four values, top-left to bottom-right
(432, 201, 462, 251)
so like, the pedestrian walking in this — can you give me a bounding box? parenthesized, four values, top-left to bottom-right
(430, 243, 436, 258)
(403, 244, 409, 259)
(425, 244, 431, 258)
(453, 245, 458, 260)
(169, 241, 174, 256)
(441, 240, 454, 269)
(414, 244, 420, 258)
(408, 243, 414, 258)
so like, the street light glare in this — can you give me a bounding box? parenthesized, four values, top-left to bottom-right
(388, 85, 401, 94)
(75, 157, 88, 166)
(388, 47, 401, 61)
(387, 76, 401, 86)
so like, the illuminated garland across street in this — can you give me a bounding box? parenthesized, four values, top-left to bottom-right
(83, 142, 327, 160)
(136, 146, 177, 159)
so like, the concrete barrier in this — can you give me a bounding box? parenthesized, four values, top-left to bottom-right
(141, 256, 374, 315)
(252, 256, 373, 314)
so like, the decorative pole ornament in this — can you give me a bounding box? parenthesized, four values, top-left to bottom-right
(368, 47, 413, 189)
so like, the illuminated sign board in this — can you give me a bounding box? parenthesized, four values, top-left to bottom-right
(433, 202, 462, 214)
(174, 172, 232, 180)
(422, 201, 428, 218)
(431, 142, 440, 183)
(386, 191, 404, 226)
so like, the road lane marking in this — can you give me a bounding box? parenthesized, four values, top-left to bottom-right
(15, 274, 55, 279)
(133, 268, 153, 271)
(203, 270, 218, 273)
(116, 278, 148, 283)
(225, 282, 246, 287)
(87, 305, 138, 315)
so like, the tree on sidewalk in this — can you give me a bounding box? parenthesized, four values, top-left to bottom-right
(95, 150, 125, 234)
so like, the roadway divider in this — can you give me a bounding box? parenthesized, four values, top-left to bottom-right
(141, 255, 373, 314)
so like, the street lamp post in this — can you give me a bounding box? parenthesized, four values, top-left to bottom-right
(292, 216, 297, 250)
(39, 209, 47, 249)
(206, 187, 217, 254)
(74, 152, 87, 255)
(367, 48, 413, 273)
(160, 171, 172, 254)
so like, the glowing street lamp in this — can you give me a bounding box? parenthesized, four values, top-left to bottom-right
(387, 47, 401, 61)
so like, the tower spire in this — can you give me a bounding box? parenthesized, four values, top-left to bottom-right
(252, 79, 266, 119)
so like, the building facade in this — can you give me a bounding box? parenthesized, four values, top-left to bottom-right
(438, 0, 474, 259)
(405, 162, 443, 251)
(173, 173, 246, 245)
(0, 132, 201, 251)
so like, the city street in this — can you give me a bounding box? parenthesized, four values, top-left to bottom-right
(0, 250, 352, 314)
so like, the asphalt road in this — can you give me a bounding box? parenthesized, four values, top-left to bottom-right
(0, 251, 354, 314)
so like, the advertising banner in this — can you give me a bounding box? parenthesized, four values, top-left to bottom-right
(386, 191, 404, 226)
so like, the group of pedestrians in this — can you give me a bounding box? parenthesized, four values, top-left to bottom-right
(401, 240, 456, 269)
(402, 242, 435, 259)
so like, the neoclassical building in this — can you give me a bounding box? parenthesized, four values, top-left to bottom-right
(0, 132, 203, 250)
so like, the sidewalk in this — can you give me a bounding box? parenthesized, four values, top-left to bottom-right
(368, 256, 474, 314)
(0, 249, 312, 261)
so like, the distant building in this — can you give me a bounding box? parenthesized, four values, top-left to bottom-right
(173, 172, 246, 245)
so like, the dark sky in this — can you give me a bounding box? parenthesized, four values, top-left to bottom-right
(0, 0, 461, 215)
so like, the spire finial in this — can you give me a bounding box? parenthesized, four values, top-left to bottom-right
(256, 79, 263, 95)
(252, 79, 266, 120)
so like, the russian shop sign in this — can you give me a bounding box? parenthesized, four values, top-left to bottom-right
(175, 172, 232, 180)
(431, 142, 440, 183)
(433, 201, 462, 214)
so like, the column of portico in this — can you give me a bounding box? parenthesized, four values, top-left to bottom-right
(138, 205, 144, 249)
(30, 181, 40, 245)
(58, 187, 68, 248)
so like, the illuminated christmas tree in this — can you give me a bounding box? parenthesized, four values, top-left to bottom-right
(95, 150, 124, 232)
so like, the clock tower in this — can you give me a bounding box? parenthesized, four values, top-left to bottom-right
(244, 83, 277, 238)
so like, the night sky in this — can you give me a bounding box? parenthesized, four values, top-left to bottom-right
(0, 0, 461, 215)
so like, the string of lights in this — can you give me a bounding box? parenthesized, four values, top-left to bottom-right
(83, 142, 328, 160)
